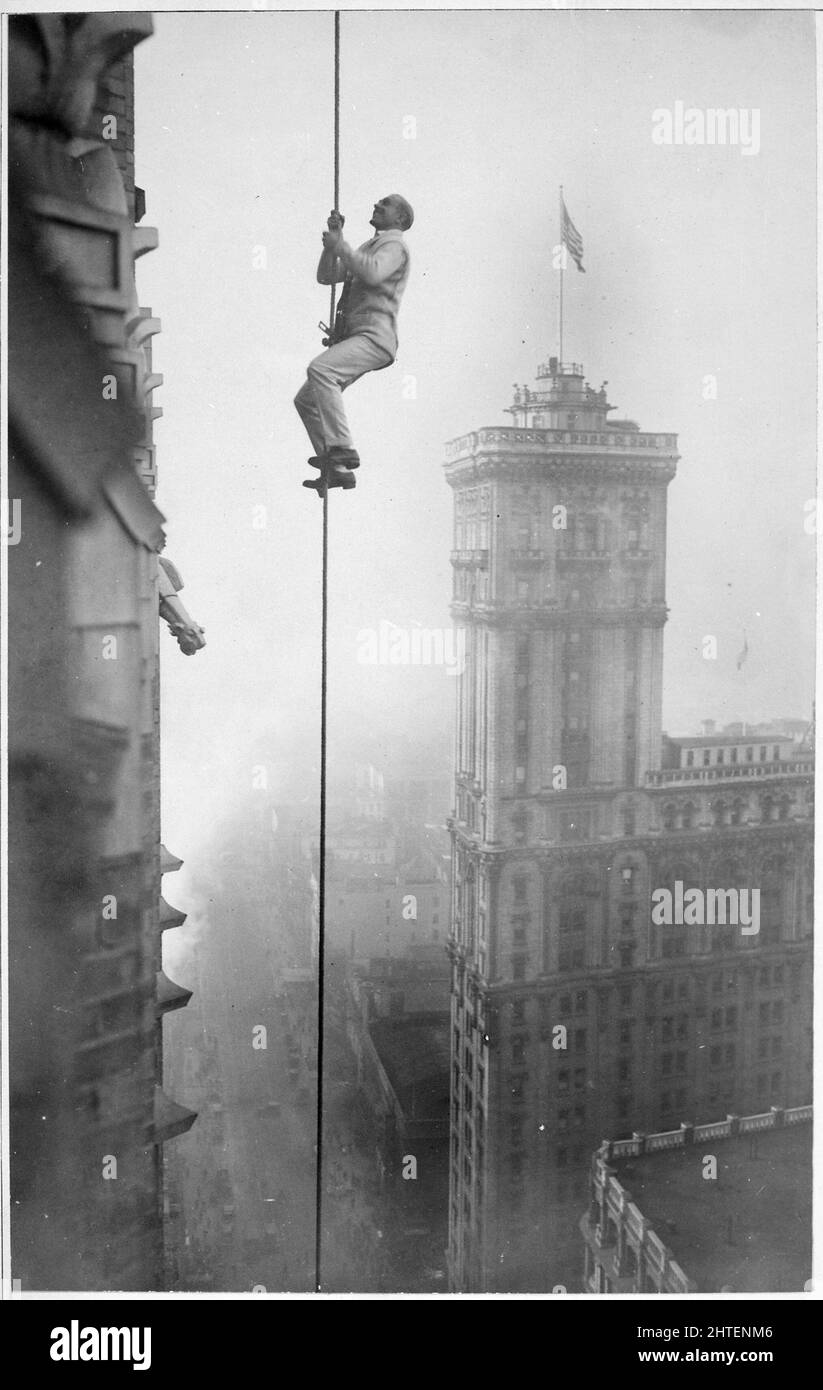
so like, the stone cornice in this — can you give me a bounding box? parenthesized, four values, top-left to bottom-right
(449, 602, 670, 629)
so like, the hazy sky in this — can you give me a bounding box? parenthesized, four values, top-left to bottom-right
(133, 9, 817, 851)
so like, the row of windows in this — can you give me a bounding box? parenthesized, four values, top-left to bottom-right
(662, 796, 793, 830)
(496, 968, 797, 1035)
(685, 744, 781, 767)
(505, 1068, 790, 1146)
(509, 1007, 782, 1065)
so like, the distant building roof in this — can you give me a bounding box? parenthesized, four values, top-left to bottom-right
(666, 732, 796, 747)
(370, 1017, 450, 1123)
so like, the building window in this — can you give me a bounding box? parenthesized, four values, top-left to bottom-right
(686, 750, 695, 767)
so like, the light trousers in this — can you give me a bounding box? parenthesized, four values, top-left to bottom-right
(294, 333, 393, 455)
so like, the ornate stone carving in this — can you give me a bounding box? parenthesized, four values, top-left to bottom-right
(9, 14, 153, 137)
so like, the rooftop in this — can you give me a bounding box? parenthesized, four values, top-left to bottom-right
(666, 732, 798, 748)
(611, 1118, 811, 1292)
(370, 1016, 450, 1124)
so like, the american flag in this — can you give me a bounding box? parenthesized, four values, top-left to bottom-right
(562, 197, 586, 273)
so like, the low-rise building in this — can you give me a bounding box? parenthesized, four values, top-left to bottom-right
(582, 1104, 812, 1293)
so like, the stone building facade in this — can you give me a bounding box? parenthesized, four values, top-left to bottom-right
(8, 13, 202, 1290)
(444, 358, 813, 1291)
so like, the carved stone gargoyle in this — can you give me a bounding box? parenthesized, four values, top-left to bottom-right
(158, 556, 206, 657)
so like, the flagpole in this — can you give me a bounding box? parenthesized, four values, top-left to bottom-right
(558, 184, 564, 362)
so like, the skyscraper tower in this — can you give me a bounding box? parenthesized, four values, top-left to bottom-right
(444, 359, 813, 1292)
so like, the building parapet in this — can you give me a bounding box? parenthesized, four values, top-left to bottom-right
(444, 425, 679, 463)
(585, 1104, 812, 1293)
(647, 759, 813, 786)
(602, 1103, 811, 1161)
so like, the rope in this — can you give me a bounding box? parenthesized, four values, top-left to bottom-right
(314, 7, 340, 1297)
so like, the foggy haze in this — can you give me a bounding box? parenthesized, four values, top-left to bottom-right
(134, 8, 816, 872)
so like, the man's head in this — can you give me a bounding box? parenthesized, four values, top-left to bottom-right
(370, 194, 414, 232)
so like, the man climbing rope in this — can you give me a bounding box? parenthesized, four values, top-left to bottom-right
(295, 194, 413, 493)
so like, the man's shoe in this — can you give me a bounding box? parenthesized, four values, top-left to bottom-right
(302, 466, 357, 494)
(307, 456, 359, 471)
